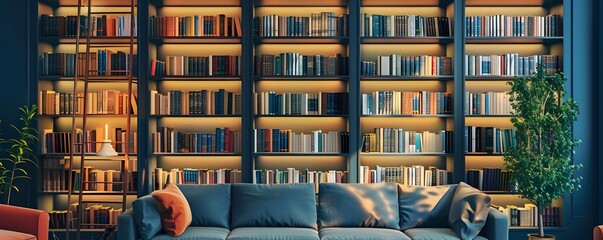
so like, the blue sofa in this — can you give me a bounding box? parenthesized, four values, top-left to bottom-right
(118, 183, 508, 240)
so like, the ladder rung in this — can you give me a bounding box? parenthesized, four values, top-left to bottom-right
(81, 200, 125, 204)
(89, 11, 135, 15)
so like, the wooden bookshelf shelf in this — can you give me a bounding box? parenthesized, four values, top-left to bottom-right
(465, 115, 515, 118)
(150, 114, 242, 118)
(362, 0, 453, 7)
(361, 37, 454, 44)
(254, 0, 347, 7)
(153, 153, 242, 156)
(149, 37, 241, 44)
(508, 227, 566, 231)
(254, 76, 349, 81)
(362, 114, 453, 118)
(465, 152, 504, 156)
(254, 37, 349, 44)
(39, 75, 139, 82)
(39, 36, 137, 45)
(465, 37, 563, 44)
(465, 0, 562, 8)
(40, 191, 138, 195)
(40, 0, 138, 7)
(40, 114, 138, 117)
(253, 153, 348, 157)
(150, 76, 241, 81)
(360, 153, 452, 156)
(361, 75, 454, 81)
(255, 114, 348, 118)
(39, 153, 137, 157)
(151, 0, 240, 7)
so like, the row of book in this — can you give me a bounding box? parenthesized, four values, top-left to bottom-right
(252, 169, 347, 191)
(254, 92, 348, 115)
(495, 204, 560, 227)
(464, 54, 559, 76)
(254, 129, 349, 153)
(466, 168, 514, 192)
(465, 92, 513, 115)
(362, 15, 452, 37)
(40, 14, 137, 37)
(39, 51, 138, 76)
(359, 165, 450, 186)
(152, 127, 241, 153)
(253, 13, 349, 37)
(362, 129, 454, 153)
(254, 53, 348, 76)
(361, 91, 453, 115)
(39, 90, 138, 115)
(49, 204, 123, 229)
(150, 90, 242, 115)
(42, 128, 137, 154)
(465, 14, 562, 37)
(151, 55, 240, 76)
(361, 55, 453, 76)
(43, 158, 138, 192)
(154, 168, 242, 190)
(149, 15, 242, 37)
(465, 126, 517, 153)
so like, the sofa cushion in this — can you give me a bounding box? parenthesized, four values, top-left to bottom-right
(152, 183, 193, 236)
(398, 184, 458, 230)
(319, 228, 411, 240)
(226, 227, 319, 240)
(178, 184, 231, 228)
(231, 183, 317, 229)
(132, 195, 162, 240)
(318, 182, 400, 229)
(150, 227, 229, 240)
(403, 228, 487, 240)
(449, 182, 491, 240)
(0, 229, 36, 240)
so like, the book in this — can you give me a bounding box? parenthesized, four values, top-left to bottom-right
(151, 90, 241, 115)
(151, 55, 239, 76)
(254, 129, 349, 153)
(464, 54, 559, 76)
(362, 129, 453, 153)
(39, 51, 138, 76)
(465, 14, 562, 37)
(252, 168, 347, 193)
(39, 90, 138, 115)
(40, 14, 137, 37)
(150, 15, 242, 37)
(255, 92, 348, 115)
(253, 12, 349, 37)
(465, 92, 513, 115)
(359, 165, 449, 186)
(362, 55, 453, 76)
(254, 53, 348, 76)
(362, 14, 451, 37)
(154, 168, 242, 190)
(362, 91, 452, 115)
(465, 126, 517, 154)
(152, 127, 241, 153)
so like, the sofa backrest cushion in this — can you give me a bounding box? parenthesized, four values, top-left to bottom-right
(449, 182, 491, 239)
(398, 184, 458, 230)
(231, 183, 317, 229)
(132, 195, 162, 240)
(178, 184, 231, 228)
(318, 182, 400, 229)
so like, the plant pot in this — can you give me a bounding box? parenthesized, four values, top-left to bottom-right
(528, 234, 555, 240)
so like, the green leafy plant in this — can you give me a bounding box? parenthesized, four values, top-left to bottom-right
(0, 105, 39, 205)
(504, 66, 581, 238)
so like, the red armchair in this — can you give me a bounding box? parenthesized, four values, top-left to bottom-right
(0, 204, 49, 240)
(595, 225, 603, 240)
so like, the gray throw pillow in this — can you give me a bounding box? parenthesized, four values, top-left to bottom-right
(398, 184, 458, 230)
(448, 182, 491, 239)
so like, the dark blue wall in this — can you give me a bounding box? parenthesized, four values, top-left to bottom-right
(0, 0, 36, 207)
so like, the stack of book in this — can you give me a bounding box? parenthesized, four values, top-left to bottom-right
(466, 168, 514, 192)
(252, 168, 347, 192)
(42, 158, 138, 192)
(253, 12, 349, 37)
(362, 129, 453, 153)
(39, 51, 138, 76)
(40, 14, 137, 37)
(154, 168, 242, 190)
(254, 53, 348, 76)
(38, 90, 138, 115)
(465, 92, 512, 115)
(255, 92, 348, 115)
(362, 91, 452, 115)
(465, 126, 517, 154)
(464, 54, 559, 76)
(150, 89, 241, 115)
(495, 204, 561, 227)
(150, 15, 242, 37)
(151, 55, 240, 76)
(465, 14, 562, 37)
(362, 55, 453, 76)
(152, 127, 241, 153)
(42, 128, 137, 154)
(254, 129, 349, 153)
(80, 204, 123, 229)
(362, 14, 451, 37)
(359, 165, 449, 186)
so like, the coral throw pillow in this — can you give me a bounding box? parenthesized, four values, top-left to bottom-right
(152, 183, 192, 236)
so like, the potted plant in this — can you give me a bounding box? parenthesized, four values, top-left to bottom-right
(0, 105, 38, 205)
(504, 66, 581, 240)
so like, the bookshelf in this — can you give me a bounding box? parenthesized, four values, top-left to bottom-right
(32, 0, 573, 238)
(36, 0, 139, 236)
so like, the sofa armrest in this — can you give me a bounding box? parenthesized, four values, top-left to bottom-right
(0, 204, 49, 240)
(594, 225, 603, 240)
(118, 209, 139, 240)
(479, 208, 509, 240)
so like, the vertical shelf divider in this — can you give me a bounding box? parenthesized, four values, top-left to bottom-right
(138, 0, 151, 197)
(242, 0, 255, 183)
(453, 0, 466, 183)
(348, 0, 360, 183)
